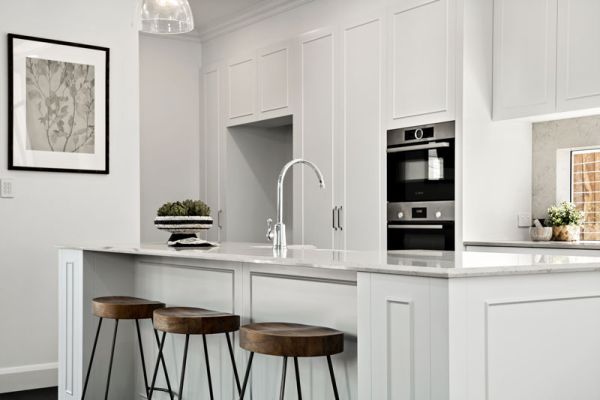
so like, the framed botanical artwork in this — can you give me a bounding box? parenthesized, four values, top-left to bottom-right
(8, 34, 109, 174)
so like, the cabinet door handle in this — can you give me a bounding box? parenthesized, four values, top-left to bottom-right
(337, 206, 343, 231)
(332, 206, 338, 230)
(218, 209, 223, 229)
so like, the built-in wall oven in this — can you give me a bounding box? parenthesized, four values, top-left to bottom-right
(387, 121, 455, 251)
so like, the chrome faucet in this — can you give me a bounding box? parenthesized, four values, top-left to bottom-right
(267, 159, 325, 250)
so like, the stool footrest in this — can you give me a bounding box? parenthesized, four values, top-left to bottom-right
(151, 387, 178, 398)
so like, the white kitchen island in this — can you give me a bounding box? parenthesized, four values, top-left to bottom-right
(58, 243, 600, 400)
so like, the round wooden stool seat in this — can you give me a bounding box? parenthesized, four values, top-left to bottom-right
(240, 322, 344, 358)
(92, 296, 165, 320)
(153, 307, 240, 335)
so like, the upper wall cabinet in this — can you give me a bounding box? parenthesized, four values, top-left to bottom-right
(493, 0, 600, 119)
(387, 0, 456, 129)
(258, 41, 295, 120)
(227, 54, 256, 126)
(556, 0, 600, 112)
(226, 41, 296, 127)
(493, 0, 558, 119)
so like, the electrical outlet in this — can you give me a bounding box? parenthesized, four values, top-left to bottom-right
(0, 179, 15, 198)
(518, 212, 531, 228)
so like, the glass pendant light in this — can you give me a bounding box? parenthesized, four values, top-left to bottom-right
(140, 0, 195, 34)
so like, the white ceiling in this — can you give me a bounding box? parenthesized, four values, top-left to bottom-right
(189, 0, 266, 31)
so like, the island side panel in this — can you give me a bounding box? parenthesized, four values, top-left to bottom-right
(58, 250, 136, 400)
(450, 271, 600, 400)
(133, 256, 243, 400)
(243, 263, 358, 400)
(358, 272, 450, 400)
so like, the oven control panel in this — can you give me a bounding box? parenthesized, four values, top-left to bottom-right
(388, 201, 454, 222)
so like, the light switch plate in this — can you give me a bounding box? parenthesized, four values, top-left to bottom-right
(518, 212, 531, 228)
(0, 179, 15, 198)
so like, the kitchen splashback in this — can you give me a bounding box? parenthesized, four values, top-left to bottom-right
(532, 114, 600, 219)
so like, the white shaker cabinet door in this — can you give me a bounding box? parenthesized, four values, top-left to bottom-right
(300, 28, 335, 249)
(203, 63, 224, 242)
(557, 0, 600, 111)
(227, 54, 256, 127)
(493, 0, 558, 119)
(387, 0, 456, 128)
(257, 40, 295, 120)
(341, 16, 384, 251)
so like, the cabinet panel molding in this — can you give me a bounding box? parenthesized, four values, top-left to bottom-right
(342, 17, 383, 251)
(485, 294, 600, 399)
(386, 298, 415, 400)
(228, 56, 256, 121)
(258, 46, 289, 113)
(557, 0, 600, 111)
(300, 29, 336, 249)
(493, 0, 558, 119)
(203, 65, 223, 242)
(388, 0, 456, 127)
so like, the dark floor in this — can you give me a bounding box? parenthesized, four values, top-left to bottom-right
(0, 387, 57, 400)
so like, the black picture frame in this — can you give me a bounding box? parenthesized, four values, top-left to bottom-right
(7, 33, 110, 174)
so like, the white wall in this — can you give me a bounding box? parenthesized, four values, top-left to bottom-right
(461, 0, 533, 242)
(139, 35, 202, 243)
(0, 0, 140, 392)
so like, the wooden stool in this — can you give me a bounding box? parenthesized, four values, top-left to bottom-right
(238, 322, 344, 400)
(82, 296, 174, 400)
(148, 307, 241, 400)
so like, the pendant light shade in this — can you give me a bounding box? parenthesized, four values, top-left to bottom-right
(140, 0, 195, 35)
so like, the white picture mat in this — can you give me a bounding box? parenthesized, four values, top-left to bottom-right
(11, 37, 107, 171)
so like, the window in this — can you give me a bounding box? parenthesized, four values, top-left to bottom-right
(571, 149, 600, 241)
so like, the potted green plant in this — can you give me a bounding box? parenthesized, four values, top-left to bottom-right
(154, 199, 213, 245)
(546, 201, 584, 242)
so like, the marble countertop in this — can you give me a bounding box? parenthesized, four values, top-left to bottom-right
(465, 240, 600, 251)
(58, 242, 600, 278)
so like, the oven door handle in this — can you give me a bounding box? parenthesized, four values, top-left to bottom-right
(388, 224, 444, 230)
(387, 142, 450, 153)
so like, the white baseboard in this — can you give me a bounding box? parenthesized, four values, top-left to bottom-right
(0, 362, 58, 393)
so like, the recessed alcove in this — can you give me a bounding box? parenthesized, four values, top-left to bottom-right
(225, 116, 294, 243)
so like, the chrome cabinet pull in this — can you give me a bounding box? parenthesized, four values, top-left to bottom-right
(218, 209, 223, 229)
(337, 206, 343, 230)
(333, 206, 338, 230)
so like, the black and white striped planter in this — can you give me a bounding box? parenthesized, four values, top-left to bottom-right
(154, 216, 214, 245)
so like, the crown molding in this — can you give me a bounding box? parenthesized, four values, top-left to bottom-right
(195, 0, 314, 43)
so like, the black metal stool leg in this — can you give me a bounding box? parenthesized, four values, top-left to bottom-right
(225, 332, 242, 395)
(179, 334, 190, 400)
(202, 335, 215, 400)
(293, 357, 302, 400)
(135, 320, 150, 399)
(104, 319, 119, 400)
(239, 352, 254, 400)
(279, 356, 288, 400)
(148, 331, 167, 400)
(326, 355, 340, 400)
(82, 317, 103, 400)
(153, 328, 174, 400)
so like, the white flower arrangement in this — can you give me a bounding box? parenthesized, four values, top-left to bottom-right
(546, 201, 584, 227)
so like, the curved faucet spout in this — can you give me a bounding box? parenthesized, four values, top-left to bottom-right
(277, 159, 325, 223)
(273, 159, 325, 249)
